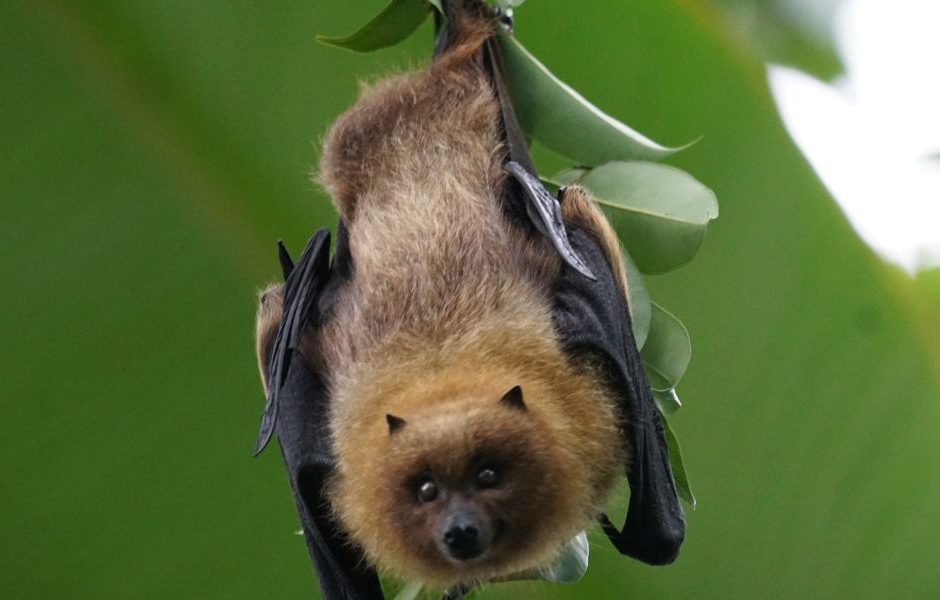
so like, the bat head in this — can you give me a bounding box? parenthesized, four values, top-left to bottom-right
(330, 376, 615, 588)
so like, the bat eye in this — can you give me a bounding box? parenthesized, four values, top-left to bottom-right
(476, 467, 500, 489)
(417, 478, 439, 503)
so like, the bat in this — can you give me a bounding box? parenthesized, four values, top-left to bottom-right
(253, 2, 683, 598)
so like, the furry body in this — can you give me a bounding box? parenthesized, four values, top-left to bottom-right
(257, 15, 634, 589)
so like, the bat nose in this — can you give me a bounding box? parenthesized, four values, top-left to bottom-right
(442, 515, 485, 560)
(444, 522, 482, 560)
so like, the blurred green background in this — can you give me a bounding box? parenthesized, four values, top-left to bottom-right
(3, 0, 938, 598)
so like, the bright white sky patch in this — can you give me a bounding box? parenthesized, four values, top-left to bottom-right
(769, 0, 940, 273)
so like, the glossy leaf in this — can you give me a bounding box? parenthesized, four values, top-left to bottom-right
(551, 167, 588, 187)
(497, 33, 681, 164)
(641, 303, 692, 392)
(316, 0, 429, 53)
(713, 0, 844, 80)
(538, 531, 590, 583)
(393, 581, 423, 600)
(662, 412, 697, 508)
(579, 161, 719, 274)
(497, 531, 589, 584)
(624, 249, 651, 349)
(653, 387, 682, 417)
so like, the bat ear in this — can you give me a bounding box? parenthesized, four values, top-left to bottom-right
(499, 385, 527, 412)
(386, 414, 407, 434)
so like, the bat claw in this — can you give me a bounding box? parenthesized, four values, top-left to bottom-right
(277, 240, 295, 280)
(505, 161, 597, 280)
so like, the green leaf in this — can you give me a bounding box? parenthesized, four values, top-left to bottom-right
(662, 413, 696, 508)
(539, 176, 559, 195)
(393, 581, 423, 600)
(641, 303, 692, 391)
(538, 530, 589, 583)
(497, 33, 682, 164)
(624, 249, 651, 349)
(551, 167, 589, 187)
(488, 0, 527, 8)
(316, 0, 430, 53)
(427, 0, 444, 15)
(653, 387, 682, 416)
(715, 0, 844, 81)
(495, 531, 589, 584)
(579, 161, 719, 274)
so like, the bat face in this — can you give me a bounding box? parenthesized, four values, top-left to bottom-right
(331, 385, 587, 587)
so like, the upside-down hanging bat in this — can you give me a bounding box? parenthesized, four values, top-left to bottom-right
(253, 2, 684, 598)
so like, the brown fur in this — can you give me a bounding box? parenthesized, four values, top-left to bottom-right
(256, 7, 636, 589)
(559, 186, 632, 315)
(255, 283, 283, 394)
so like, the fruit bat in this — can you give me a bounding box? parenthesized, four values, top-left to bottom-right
(253, 3, 684, 598)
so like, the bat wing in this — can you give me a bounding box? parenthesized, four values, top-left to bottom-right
(255, 228, 384, 600)
(551, 226, 685, 565)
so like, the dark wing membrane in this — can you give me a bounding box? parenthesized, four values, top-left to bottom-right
(551, 228, 685, 565)
(277, 356, 384, 600)
(255, 230, 331, 455)
(256, 229, 383, 599)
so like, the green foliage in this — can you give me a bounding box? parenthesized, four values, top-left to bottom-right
(496, 34, 682, 163)
(624, 250, 651, 347)
(662, 415, 696, 507)
(711, 0, 844, 81)
(536, 531, 590, 583)
(641, 304, 692, 393)
(316, 0, 431, 53)
(575, 162, 719, 275)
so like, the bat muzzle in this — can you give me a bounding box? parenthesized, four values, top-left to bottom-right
(438, 504, 493, 562)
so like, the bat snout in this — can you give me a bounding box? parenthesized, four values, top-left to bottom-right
(438, 506, 493, 562)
